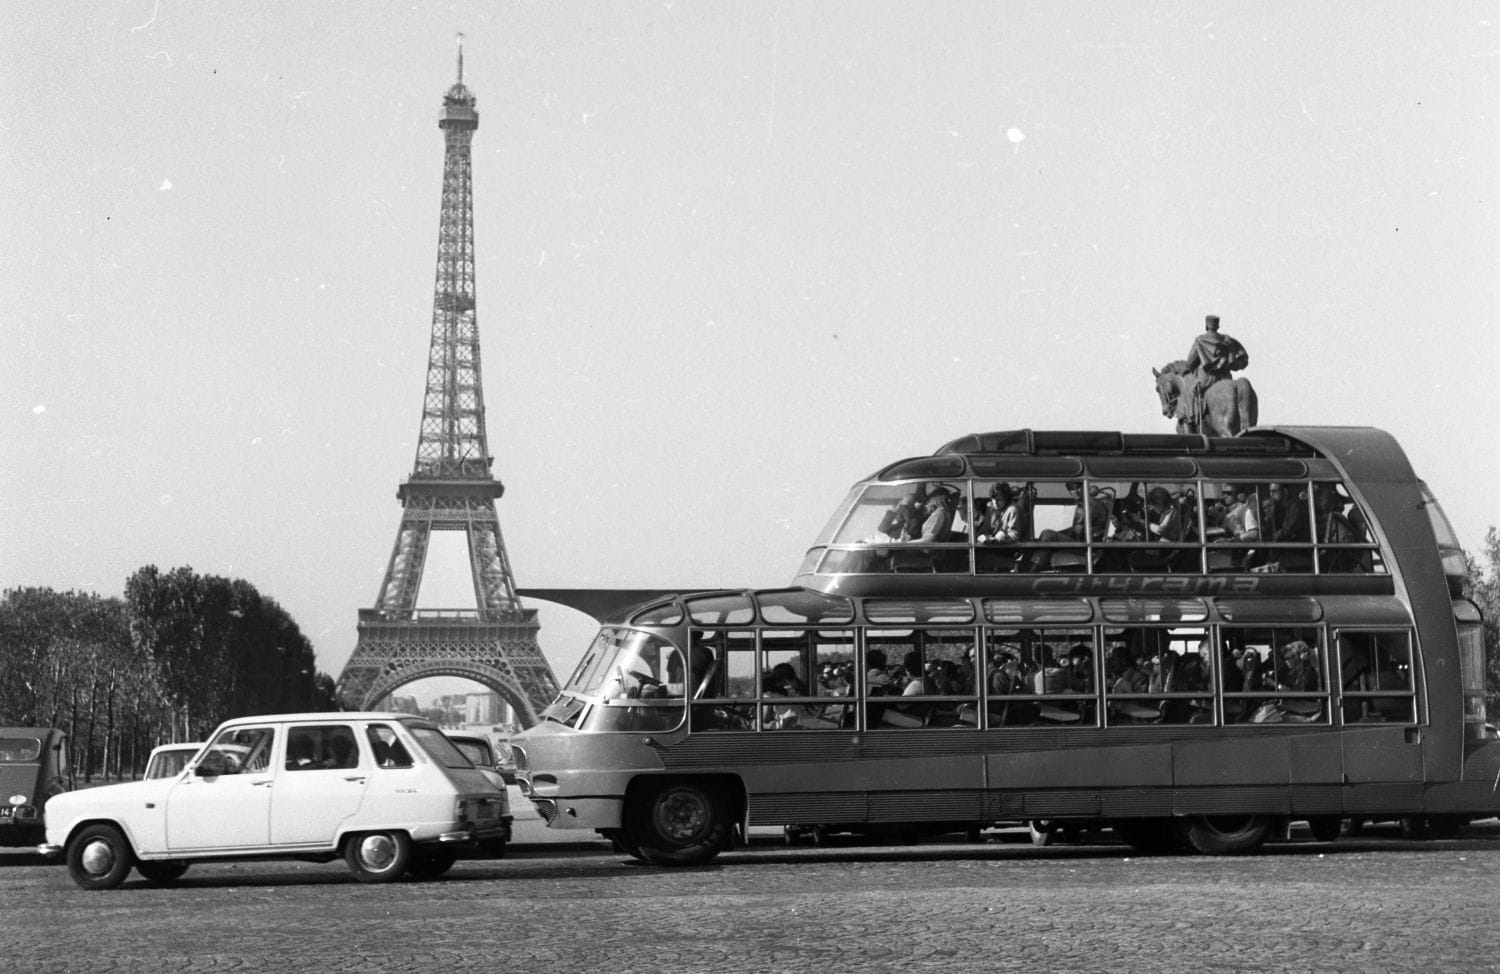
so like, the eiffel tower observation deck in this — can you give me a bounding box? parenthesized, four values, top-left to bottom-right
(336, 39, 560, 721)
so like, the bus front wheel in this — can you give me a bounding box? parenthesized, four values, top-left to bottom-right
(1178, 815, 1272, 855)
(629, 780, 733, 867)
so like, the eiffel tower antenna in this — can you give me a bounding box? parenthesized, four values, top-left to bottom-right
(337, 47, 560, 723)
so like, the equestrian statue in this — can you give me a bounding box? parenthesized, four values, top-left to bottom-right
(1153, 314, 1258, 437)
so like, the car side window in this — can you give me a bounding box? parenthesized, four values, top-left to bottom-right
(286, 724, 362, 770)
(365, 724, 414, 769)
(200, 726, 275, 776)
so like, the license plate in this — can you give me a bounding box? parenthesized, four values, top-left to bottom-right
(0, 806, 14, 820)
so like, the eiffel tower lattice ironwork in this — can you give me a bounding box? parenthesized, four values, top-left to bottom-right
(337, 40, 559, 722)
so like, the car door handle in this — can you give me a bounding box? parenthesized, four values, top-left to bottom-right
(343, 776, 366, 783)
(251, 779, 273, 787)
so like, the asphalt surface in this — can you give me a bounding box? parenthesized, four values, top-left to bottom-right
(3, 814, 1498, 974)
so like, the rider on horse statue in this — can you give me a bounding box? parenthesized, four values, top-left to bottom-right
(1182, 315, 1249, 429)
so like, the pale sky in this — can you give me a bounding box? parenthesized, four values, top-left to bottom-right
(5, 2, 1497, 687)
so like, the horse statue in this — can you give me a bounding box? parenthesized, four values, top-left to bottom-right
(1152, 360, 1258, 437)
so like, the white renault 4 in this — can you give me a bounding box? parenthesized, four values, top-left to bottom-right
(40, 712, 511, 890)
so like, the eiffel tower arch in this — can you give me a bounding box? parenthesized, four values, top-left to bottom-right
(337, 39, 559, 723)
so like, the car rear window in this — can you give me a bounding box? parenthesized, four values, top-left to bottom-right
(0, 738, 42, 762)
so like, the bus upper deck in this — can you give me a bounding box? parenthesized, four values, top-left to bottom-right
(794, 426, 1467, 600)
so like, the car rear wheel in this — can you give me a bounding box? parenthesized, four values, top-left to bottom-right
(406, 849, 457, 880)
(628, 780, 733, 866)
(67, 824, 135, 891)
(136, 860, 190, 885)
(344, 830, 412, 883)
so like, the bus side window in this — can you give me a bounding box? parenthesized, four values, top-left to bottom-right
(1221, 626, 1328, 724)
(689, 630, 757, 732)
(1338, 631, 1415, 724)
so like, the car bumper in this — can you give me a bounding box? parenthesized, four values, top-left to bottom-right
(36, 842, 63, 859)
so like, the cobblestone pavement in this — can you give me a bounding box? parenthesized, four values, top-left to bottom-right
(3, 823, 1498, 974)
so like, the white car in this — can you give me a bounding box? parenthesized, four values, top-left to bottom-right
(41, 712, 511, 890)
(143, 743, 204, 780)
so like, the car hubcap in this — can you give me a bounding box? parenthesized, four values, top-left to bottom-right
(358, 834, 395, 871)
(80, 839, 115, 877)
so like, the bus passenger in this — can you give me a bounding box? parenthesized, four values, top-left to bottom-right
(1034, 648, 1073, 694)
(900, 652, 927, 695)
(911, 490, 956, 543)
(1314, 483, 1372, 572)
(1261, 483, 1309, 544)
(977, 483, 1024, 545)
(1067, 645, 1094, 694)
(1107, 644, 1148, 695)
(1220, 485, 1261, 543)
(1146, 488, 1187, 543)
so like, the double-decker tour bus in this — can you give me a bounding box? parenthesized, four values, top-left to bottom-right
(513, 427, 1494, 863)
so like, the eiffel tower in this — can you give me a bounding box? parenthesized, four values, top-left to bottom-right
(337, 39, 559, 723)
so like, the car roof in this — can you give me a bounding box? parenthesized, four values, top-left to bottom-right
(214, 712, 426, 727)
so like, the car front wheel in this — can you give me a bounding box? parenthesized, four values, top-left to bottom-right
(67, 824, 136, 891)
(344, 830, 412, 883)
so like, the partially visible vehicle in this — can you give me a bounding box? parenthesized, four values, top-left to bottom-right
(0, 728, 70, 848)
(446, 734, 504, 789)
(41, 712, 510, 890)
(143, 743, 205, 780)
(492, 738, 518, 784)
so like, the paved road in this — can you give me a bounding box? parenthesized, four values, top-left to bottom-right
(4, 821, 1498, 974)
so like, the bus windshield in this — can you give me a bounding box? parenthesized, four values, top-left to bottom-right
(565, 627, 685, 700)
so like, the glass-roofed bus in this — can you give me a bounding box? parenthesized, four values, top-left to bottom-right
(513, 427, 1494, 863)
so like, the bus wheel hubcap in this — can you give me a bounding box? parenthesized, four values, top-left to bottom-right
(658, 792, 707, 841)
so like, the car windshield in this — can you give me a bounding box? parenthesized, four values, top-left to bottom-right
(146, 747, 200, 779)
(407, 725, 474, 770)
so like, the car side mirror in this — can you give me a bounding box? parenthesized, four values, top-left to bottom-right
(195, 753, 227, 777)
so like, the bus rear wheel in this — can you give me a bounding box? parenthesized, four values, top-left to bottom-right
(1178, 815, 1272, 855)
(628, 780, 733, 866)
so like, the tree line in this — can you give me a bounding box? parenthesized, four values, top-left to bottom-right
(0, 565, 337, 781)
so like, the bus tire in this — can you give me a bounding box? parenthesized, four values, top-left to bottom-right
(135, 859, 190, 885)
(1110, 818, 1183, 854)
(1178, 815, 1272, 855)
(344, 830, 412, 883)
(629, 780, 733, 866)
(1306, 816, 1343, 842)
(67, 824, 136, 891)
